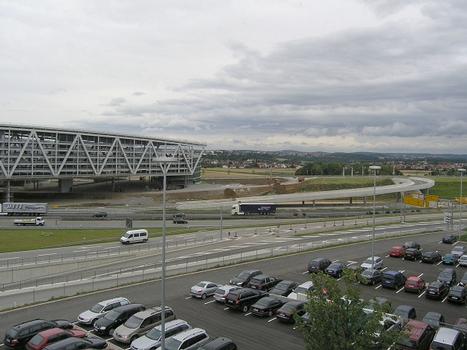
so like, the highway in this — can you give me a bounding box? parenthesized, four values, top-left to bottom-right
(0, 229, 465, 350)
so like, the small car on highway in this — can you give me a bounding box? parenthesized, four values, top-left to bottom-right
(269, 280, 298, 296)
(393, 305, 416, 322)
(224, 288, 266, 312)
(250, 296, 284, 317)
(155, 328, 209, 350)
(213, 285, 241, 304)
(325, 262, 345, 278)
(130, 319, 191, 350)
(4, 320, 74, 349)
(404, 248, 422, 261)
(247, 274, 280, 291)
(422, 312, 445, 330)
(421, 251, 442, 264)
(43, 337, 107, 350)
(26, 328, 86, 350)
(447, 285, 467, 304)
(307, 257, 331, 273)
(360, 256, 383, 270)
(198, 337, 237, 350)
(451, 245, 465, 258)
(442, 234, 457, 244)
(229, 270, 262, 287)
(276, 301, 306, 323)
(442, 253, 459, 265)
(287, 281, 314, 301)
(459, 254, 467, 267)
(404, 275, 426, 294)
(389, 246, 405, 258)
(426, 281, 449, 300)
(190, 281, 220, 299)
(381, 270, 406, 289)
(94, 304, 145, 336)
(120, 229, 149, 244)
(359, 269, 382, 285)
(437, 268, 457, 287)
(77, 297, 130, 325)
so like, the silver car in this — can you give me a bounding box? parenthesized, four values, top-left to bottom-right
(130, 320, 191, 350)
(213, 285, 241, 303)
(155, 328, 209, 350)
(190, 281, 219, 299)
(451, 245, 465, 258)
(77, 297, 130, 325)
(360, 256, 383, 270)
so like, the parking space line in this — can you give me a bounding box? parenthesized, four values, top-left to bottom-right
(337, 277, 343, 281)
(185, 296, 192, 300)
(456, 264, 460, 268)
(436, 261, 442, 266)
(452, 241, 459, 246)
(104, 337, 113, 341)
(267, 317, 277, 323)
(418, 290, 426, 298)
(204, 300, 216, 305)
(224, 307, 229, 310)
(381, 267, 388, 271)
(332, 260, 339, 263)
(244, 312, 252, 317)
(396, 287, 404, 294)
(385, 255, 389, 258)
(375, 284, 382, 290)
(442, 296, 448, 303)
(399, 270, 405, 274)
(301, 271, 308, 275)
(417, 273, 423, 278)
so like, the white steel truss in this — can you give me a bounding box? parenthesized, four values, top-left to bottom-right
(0, 125, 206, 180)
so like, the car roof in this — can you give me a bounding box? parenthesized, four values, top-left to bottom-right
(171, 328, 207, 341)
(405, 320, 430, 341)
(251, 274, 270, 279)
(113, 304, 144, 312)
(396, 305, 414, 312)
(201, 337, 233, 348)
(407, 276, 421, 281)
(13, 319, 48, 330)
(297, 281, 314, 288)
(383, 270, 401, 276)
(37, 328, 65, 338)
(99, 297, 129, 306)
(157, 319, 189, 330)
(45, 337, 84, 350)
(433, 327, 461, 344)
(134, 306, 172, 318)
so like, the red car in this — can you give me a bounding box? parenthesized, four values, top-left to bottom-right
(404, 276, 426, 293)
(26, 328, 86, 350)
(389, 245, 405, 258)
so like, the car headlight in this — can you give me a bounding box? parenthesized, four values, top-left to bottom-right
(100, 327, 106, 330)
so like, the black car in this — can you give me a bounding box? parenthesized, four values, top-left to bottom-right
(247, 274, 280, 291)
(92, 212, 107, 218)
(404, 248, 422, 261)
(460, 272, 467, 287)
(426, 281, 449, 300)
(325, 262, 345, 278)
(269, 280, 298, 296)
(437, 268, 457, 287)
(225, 288, 266, 312)
(199, 337, 237, 350)
(447, 286, 467, 304)
(250, 296, 284, 317)
(422, 312, 445, 330)
(381, 271, 406, 289)
(93, 304, 145, 335)
(3, 320, 73, 349)
(442, 234, 457, 244)
(229, 270, 262, 287)
(403, 241, 421, 250)
(421, 251, 442, 264)
(307, 258, 332, 273)
(43, 337, 107, 350)
(276, 301, 306, 324)
(359, 269, 382, 285)
(393, 305, 416, 321)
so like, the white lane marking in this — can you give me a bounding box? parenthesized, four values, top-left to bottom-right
(399, 270, 405, 274)
(204, 300, 216, 305)
(244, 312, 252, 317)
(436, 261, 442, 266)
(418, 290, 426, 298)
(396, 287, 405, 294)
(301, 271, 309, 275)
(385, 255, 390, 258)
(442, 296, 448, 303)
(37, 253, 57, 257)
(375, 284, 382, 290)
(452, 241, 459, 246)
(417, 273, 424, 278)
(104, 337, 113, 341)
(267, 317, 277, 323)
(381, 267, 388, 272)
(223, 307, 229, 311)
(0, 257, 19, 260)
(185, 296, 191, 300)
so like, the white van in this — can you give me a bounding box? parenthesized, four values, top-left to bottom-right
(120, 229, 149, 244)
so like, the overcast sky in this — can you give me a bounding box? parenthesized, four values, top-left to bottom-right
(1, 0, 467, 153)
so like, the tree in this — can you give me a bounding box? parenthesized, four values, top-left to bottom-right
(296, 272, 399, 350)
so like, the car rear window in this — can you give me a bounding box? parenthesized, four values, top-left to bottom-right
(28, 335, 44, 346)
(6, 328, 18, 338)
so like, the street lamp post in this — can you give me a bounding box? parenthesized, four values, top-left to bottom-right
(155, 156, 178, 350)
(369, 165, 381, 268)
(458, 168, 466, 240)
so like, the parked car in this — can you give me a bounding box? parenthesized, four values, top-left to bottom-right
(389, 246, 405, 258)
(4, 320, 73, 349)
(77, 297, 130, 325)
(190, 281, 220, 299)
(459, 255, 467, 267)
(325, 262, 345, 278)
(269, 280, 298, 296)
(442, 234, 458, 244)
(276, 301, 306, 324)
(404, 248, 422, 261)
(360, 256, 384, 270)
(460, 272, 467, 287)
(359, 269, 382, 285)
(430, 327, 465, 350)
(403, 241, 421, 250)
(421, 251, 442, 264)
(382, 271, 406, 289)
(130, 319, 191, 350)
(250, 296, 284, 317)
(422, 312, 445, 330)
(393, 305, 417, 321)
(43, 337, 107, 350)
(155, 328, 209, 350)
(395, 320, 435, 350)
(442, 253, 459, 265)
(113, 307, 176, 344)
(307, 257, 331, 273)
(229, 270, 262, 287)
(94, 304, 145, 336)
(404, 276, 426, 294)
(26, 328, 86, 350)
(426, 281, 449, 300)
(452, 245, 465, 258)
(447, 285, 467, 304)
(213, 285, 241, 304)
(247, 274, 280, 291)
(224, 288, 266, 312)
(437, 268, 457, 287)
(454, 318, 467, 334)
(198, 337, 237, 350)
(287, 281, 314, 301)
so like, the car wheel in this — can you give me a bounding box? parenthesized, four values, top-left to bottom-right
(242, 305, 249, 313)
(201, 293, 207, 300)
(91, 319, 97, 327)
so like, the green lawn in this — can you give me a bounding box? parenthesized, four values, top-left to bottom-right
(428, 177, 464, 199)
(0, 227, 200, 253)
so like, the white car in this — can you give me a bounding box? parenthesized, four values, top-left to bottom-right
(360, 256, 383, 270)
(190, 281, 219, 299)
(77, 297, 130, 325)
(451, 246, 465, 258)
(287, 281, 314, 301)
(459, 255, 467, 267)
(130, 319, 191, 350)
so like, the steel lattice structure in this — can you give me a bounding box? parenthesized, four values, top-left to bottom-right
(0, 125, 206, 180)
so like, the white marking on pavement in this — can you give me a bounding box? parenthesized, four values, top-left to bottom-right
(385, 255, 390, 258)
(204, 300, 216, 305)
(267, 317, 277, 323)
(185, 296, 191, 300)
(37, 253, 56, 257)
(337, 277, 343, 281)
(381, 267, 388, 271)
(417, 273, 424, 278)
(452, 241, 459, 246)
(418, 290, 426, 298)
(224, 307, 229, 311)
(436, 261, 442, 266)
(375, 284, 382, 290)
(332, 260, 339, 263)
(456, 264, 460, 268)
(442, 296, 448, 303)
(399, 270, 405, 274)
(302, 271, 309, 275)
(244, 312, 252, 317)
(396, 287, 405, 294)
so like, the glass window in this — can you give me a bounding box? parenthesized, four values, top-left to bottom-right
(124, 316, 143, 329)
(90, 303, 104, 313)
(28, 335, 44, 346)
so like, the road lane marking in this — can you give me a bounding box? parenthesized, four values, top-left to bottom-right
(37, 253, 57, 257)
(185, 296, 191, 300)
(223, 307, 229, 310)
(244, 312, 252, 316)
(204, 300, 216, 305)
(396, 287, 404, 294)
(436, 261, 442, 266)
(267, 317, 277, 323)
(375, 284, 382, 290)
(418, 290, 426, 298)
(442, 296, 448, 303)
(452, 241, 459, 246)
(456, 264, 460, 268)
(417, 273, 423, 278)
(332, 260, 339, 263)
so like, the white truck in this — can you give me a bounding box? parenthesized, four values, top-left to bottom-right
(1, 202, 48, 216)
(14, 217, 45, 226)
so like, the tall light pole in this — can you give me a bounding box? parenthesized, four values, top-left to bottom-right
(458, 168, 466, 240)
(155, 156, 178, 350)
(369, 165, 381, 268)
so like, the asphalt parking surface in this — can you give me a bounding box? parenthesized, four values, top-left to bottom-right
(0, 230, 465, 350)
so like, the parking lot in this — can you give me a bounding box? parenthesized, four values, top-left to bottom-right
(0, 230, 465, 350)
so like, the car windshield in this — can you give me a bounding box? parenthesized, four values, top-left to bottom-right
(294, 287, 309, 294)
(196, 282, 206, 288)
(431, 341, 456, 350)
(383, 274, 395, 280)
(238, 272, 250, 279)
(104, 310, 120, 321)
(124, 316, 143, 329)
(146, 328, 162, 340)
(28, 335, 44, 346)
(123, 233, 131, 238)
(165, 338, 182, 350)
(90, 303, 104, 313)
(6, 329, 18, 338)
